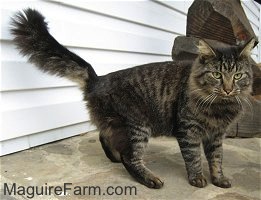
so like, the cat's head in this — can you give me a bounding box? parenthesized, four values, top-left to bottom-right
(190, 38, 255, 103)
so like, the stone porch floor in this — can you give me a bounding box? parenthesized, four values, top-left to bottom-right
(0, 131, 260, 200)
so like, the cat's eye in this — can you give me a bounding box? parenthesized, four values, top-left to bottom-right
(212, 72, 222, 79)
(234, 73, 243, 80)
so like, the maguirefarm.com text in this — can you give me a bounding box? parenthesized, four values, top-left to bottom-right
(3, 183, 138, 199)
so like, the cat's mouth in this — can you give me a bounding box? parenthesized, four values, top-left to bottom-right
(214, 89, 240, 98)
(203, 90, 240, 104)
(219, 93, 239, 98)
(215, 94, 242, 105)
(219, 96, 236, 101)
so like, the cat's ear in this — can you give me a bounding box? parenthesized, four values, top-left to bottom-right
(239, 38, 256, 57)
(197, 39, 216, 58)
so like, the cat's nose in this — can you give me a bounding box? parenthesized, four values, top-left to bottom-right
(223, 88, 233, 95)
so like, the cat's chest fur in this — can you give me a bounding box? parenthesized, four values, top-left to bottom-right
(178, 94, 242, 137)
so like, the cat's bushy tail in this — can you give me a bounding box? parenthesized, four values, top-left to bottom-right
(10, 8, 97, 88)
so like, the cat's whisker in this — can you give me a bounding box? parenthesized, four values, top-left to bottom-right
(202, 94, 215, 113)
(194, 95, 208, 114)
(242, 97, 254, 120)
(201, 94, 217, 117)
(191, 89, 203, 94)
(194, 93, 215, 115)
(199, 94, 216, 113)
(190, 89, 205, 102)
(194, 96, 206, 110)
(207, 95, 217, 109)
(235, 96, 243, 111)
(213, 88, 219, 93)
(226, 115, 232, 122)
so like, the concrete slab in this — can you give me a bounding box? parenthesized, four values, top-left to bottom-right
(0, 131, 260, 200)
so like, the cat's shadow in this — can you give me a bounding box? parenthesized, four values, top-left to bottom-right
(143, 141, 211, 182)
(144, 142, 188, 179)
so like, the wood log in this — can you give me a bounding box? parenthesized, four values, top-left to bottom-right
(227, 97, 261, 138)
(186, 0, 258, 46)
(252, 64, 261, 95)
(172, 36, 232, 60)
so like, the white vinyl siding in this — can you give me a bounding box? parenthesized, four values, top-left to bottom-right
(242, 0, 260, 61)
(0, 0, 260, 155)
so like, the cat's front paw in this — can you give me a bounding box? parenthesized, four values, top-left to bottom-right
(144, 175, 164, 189)
(212, 176, 231, 188)
(189, 174, 207, 188)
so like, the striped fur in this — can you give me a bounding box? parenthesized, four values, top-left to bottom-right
(11, 9, 255, 189)
(10, 9, 97, 89)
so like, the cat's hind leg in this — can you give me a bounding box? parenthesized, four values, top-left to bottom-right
(99, 127, 121, 163)
(99, 122, 163, 188)
(119, 125, 164, 189)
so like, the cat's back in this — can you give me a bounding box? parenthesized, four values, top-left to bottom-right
(91, 61, 188, 96)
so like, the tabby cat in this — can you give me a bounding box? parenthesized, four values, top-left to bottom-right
(11, 9, 255, 189)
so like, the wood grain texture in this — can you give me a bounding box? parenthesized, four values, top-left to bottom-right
(227, 97, 261, 138)
(186, 0, 257, 45)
